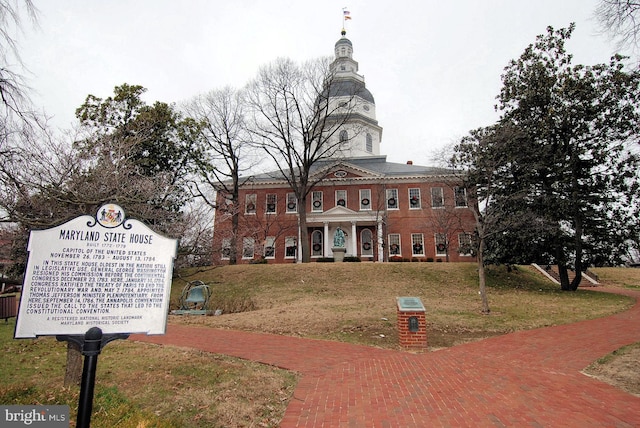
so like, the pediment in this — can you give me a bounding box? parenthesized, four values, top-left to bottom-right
(306, 204, 379, 224)
(322, 205, 358, 216)
(311, 160, 383, 181)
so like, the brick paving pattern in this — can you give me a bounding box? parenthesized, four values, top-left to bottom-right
(133, 287, 640, 427)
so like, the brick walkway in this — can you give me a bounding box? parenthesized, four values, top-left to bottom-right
(132, 287, 640, 427)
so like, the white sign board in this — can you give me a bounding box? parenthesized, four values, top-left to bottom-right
(15, 204, 178, 338)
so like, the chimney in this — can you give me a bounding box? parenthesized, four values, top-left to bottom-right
(406, 160, 413, 165)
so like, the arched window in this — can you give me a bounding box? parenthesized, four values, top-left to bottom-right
(311, 230, 323, 257)
(339, 130, 348, 143)
(366, 134, 373, 152)
(361, 229, 373, 257)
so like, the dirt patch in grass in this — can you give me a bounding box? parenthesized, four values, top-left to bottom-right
(583, 342, 640, 397)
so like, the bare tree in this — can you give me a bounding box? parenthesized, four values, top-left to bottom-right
(0, 0, 42, 146)
(596, 0, 640, 55)
(183, 87, 256, 264)
(245, 57, 364, 262)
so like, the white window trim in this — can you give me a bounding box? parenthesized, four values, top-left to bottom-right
(221, 239, 231, 260)
(455, 187, 468, 208)
(286, 193, 297, 213)
(361, 229, 374, 257)
(242, 237, 255, 259)
(386, 189, 399, 210)
(458, 233, 473, 256)
(409, 188, 421, 210)
(311, 230, 324, 258)
(285, 237, 297, 259)
(312, 191, 323, 212)
(335, 190, 347, 207)
(360, 189, 371, 211)
(411, 233, 425, 256)
(266, 194, 277, 214)
(264, 237, 276, 259)
(388, 233, 401, 257)
(435, 234, 447, 257)
(245, 194, 257, 215)
(431, 187, 444, 209)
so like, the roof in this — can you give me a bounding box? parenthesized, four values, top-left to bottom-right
(325, 79, 375, 104)
(313, 156, 454, 176)
(335, 37, 353, 48)
(243, 156, 456, 184)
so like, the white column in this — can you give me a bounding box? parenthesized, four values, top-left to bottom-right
(323, 222, 329, 257)
(377, 219, 384, 262)
(351, 221, 357, 256)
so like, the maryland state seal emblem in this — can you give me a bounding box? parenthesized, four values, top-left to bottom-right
(97, 203, 125, 228)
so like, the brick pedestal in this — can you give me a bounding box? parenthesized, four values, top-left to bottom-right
(397, 297, 427, 350)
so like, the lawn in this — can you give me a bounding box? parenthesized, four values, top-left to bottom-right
(1, 263, 637, 427)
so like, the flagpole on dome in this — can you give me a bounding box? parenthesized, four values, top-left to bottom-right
(342, 7, 351, 35)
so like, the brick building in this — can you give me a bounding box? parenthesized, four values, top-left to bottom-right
(212, 31, 477, 264)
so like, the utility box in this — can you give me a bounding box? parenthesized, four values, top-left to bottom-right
(396, 297, 427, 350)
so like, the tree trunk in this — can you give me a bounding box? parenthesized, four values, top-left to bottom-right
(64, 341, 82, 387)
(476, 235, 490, 314)
(229, 205, 239, 265)
(557, 263, 572, 291)
(298, 197, 310, 262)
(569, 212, 584, 291)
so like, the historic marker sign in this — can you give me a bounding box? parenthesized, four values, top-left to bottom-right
(15, 204, 178, 338)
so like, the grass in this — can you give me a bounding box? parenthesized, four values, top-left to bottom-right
(170, 263, 634, 349)
(0, 322, 297, 427)
(1, 263, 637, 426)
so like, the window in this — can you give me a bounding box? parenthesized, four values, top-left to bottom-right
(221, 238, 231, 260)
(366, 134, 373, 152)
(431, 187, 444, 208)
(455, 187, 468, 207)
(409, 188, 421, 209)
(286, 193, 297, 213)
(388, 234, 401, 256)
(339, 130, 348, 143)
(435, 233, 447, 256)
(312, 191, 323, 212)
(361, 229, 373, 256)
(360, 189, 371, 210)
(458, 233, 474, 256)
(386, 189, 398, 210)
(266, 194, 276, 214)
(245, 194, 257, 214)
(264, 236, 275, 259)
(411, 234, 425, 256)
(242, 237, 255, 259)
(311, 231, 323, 257)
(285, 236, 297, 259)
(335, 190, 347, 207)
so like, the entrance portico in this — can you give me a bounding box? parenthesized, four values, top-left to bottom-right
(305, 206, 383, 262)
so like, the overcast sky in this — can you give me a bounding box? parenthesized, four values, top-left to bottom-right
(18, 0, 626, 165)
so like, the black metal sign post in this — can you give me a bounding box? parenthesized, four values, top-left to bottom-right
(57, 328, 129, 428)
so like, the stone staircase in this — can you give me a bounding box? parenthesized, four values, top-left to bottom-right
(530, 264, 599, 287)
